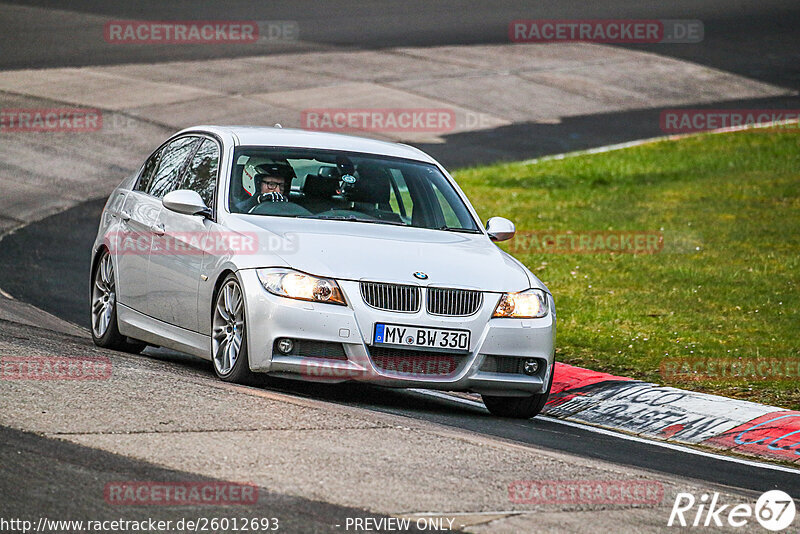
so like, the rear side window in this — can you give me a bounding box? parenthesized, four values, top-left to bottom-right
(148, 136, 201, 198)
(179, 138, 220, 208)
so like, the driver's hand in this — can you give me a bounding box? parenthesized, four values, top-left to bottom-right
(258, 192, 287, 203)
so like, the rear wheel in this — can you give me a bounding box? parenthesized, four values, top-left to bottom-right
(211, 274, 255, 384)
(482, 365, 555, 419)
(90, 250, 146, 354)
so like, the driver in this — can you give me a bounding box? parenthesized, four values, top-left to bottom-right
(237, 161, 293, 212)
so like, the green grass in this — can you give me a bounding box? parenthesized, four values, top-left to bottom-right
(454, 128, 800, 409)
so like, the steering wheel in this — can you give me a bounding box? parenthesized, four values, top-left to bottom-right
(247, 201, 313, 217)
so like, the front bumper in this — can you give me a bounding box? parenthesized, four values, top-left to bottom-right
(239, 270, 555, 396)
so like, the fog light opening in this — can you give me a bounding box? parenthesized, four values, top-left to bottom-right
(277, 338, 294, 354)
(523, 359, 539, 376)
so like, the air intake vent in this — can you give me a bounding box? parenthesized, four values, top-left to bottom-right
(427, 287, 483, 316)
(274, 339, 347, 360)
(369, 346, 465, 376)
(360, 282, 420, 313)
(480, 355, 525, 374)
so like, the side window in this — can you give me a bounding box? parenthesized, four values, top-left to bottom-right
(427, 174, 475, 229)
(148, 137, 201, 198)
(179, 138, 219, 208)
(433, 186, 461, 228)
(136, 148, 162, 192)
(388, 168, 414, 221)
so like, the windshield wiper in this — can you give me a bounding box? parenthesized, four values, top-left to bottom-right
(432, 226, 483, 234)
(298, 215, 406, 226)
(297, 216, 478, 232)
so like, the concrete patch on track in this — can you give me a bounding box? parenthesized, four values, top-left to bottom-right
(250, 82, 510, 143)
(0, 93, 172, 238)
(0, 43, 791, 143)
(544, 363, 800, 466)
(0, 69, 219, 110)
(0, 294, 85, 338)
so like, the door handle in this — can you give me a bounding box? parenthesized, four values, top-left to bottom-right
(151, 223, 165, 236)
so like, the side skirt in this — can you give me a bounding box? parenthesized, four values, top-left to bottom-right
(117, 303, 210, 360)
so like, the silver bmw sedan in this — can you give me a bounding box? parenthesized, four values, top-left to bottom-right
(90, 126, 556, 418)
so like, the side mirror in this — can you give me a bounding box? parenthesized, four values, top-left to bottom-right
(163, 190, 211, 217)
(486, 216, 515, 242)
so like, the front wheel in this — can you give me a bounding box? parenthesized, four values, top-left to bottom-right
(482, 365, 555, 419)
(90, 250, 145, 354)
(211, 274, 255, 384)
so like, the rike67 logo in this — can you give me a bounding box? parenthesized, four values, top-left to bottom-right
(668, 490, 796, 531)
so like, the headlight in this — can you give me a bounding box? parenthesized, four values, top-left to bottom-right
(257, 268, 346, 305)
(492, 289, 549, 318)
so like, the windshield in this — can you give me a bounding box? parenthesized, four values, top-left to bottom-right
(228, 147, 481, 232)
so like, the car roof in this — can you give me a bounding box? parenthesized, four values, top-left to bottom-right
(177, 125, 437, 164)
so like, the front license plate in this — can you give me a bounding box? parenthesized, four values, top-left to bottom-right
(374, 323, 471, 352)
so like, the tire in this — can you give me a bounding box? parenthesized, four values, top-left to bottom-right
(211, 274, 255, 384)
(90, 250, 146, 354)
(482, 365, 555, 419)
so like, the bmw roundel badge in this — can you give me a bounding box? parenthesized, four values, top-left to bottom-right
(413, 272, 428, 280)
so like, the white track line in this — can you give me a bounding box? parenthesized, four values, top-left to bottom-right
(411, 389, 800, 475)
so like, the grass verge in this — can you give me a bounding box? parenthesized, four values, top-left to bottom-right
(455, 127, 800, 409)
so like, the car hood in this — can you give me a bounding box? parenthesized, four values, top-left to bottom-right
(226, 215, 539, 293)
